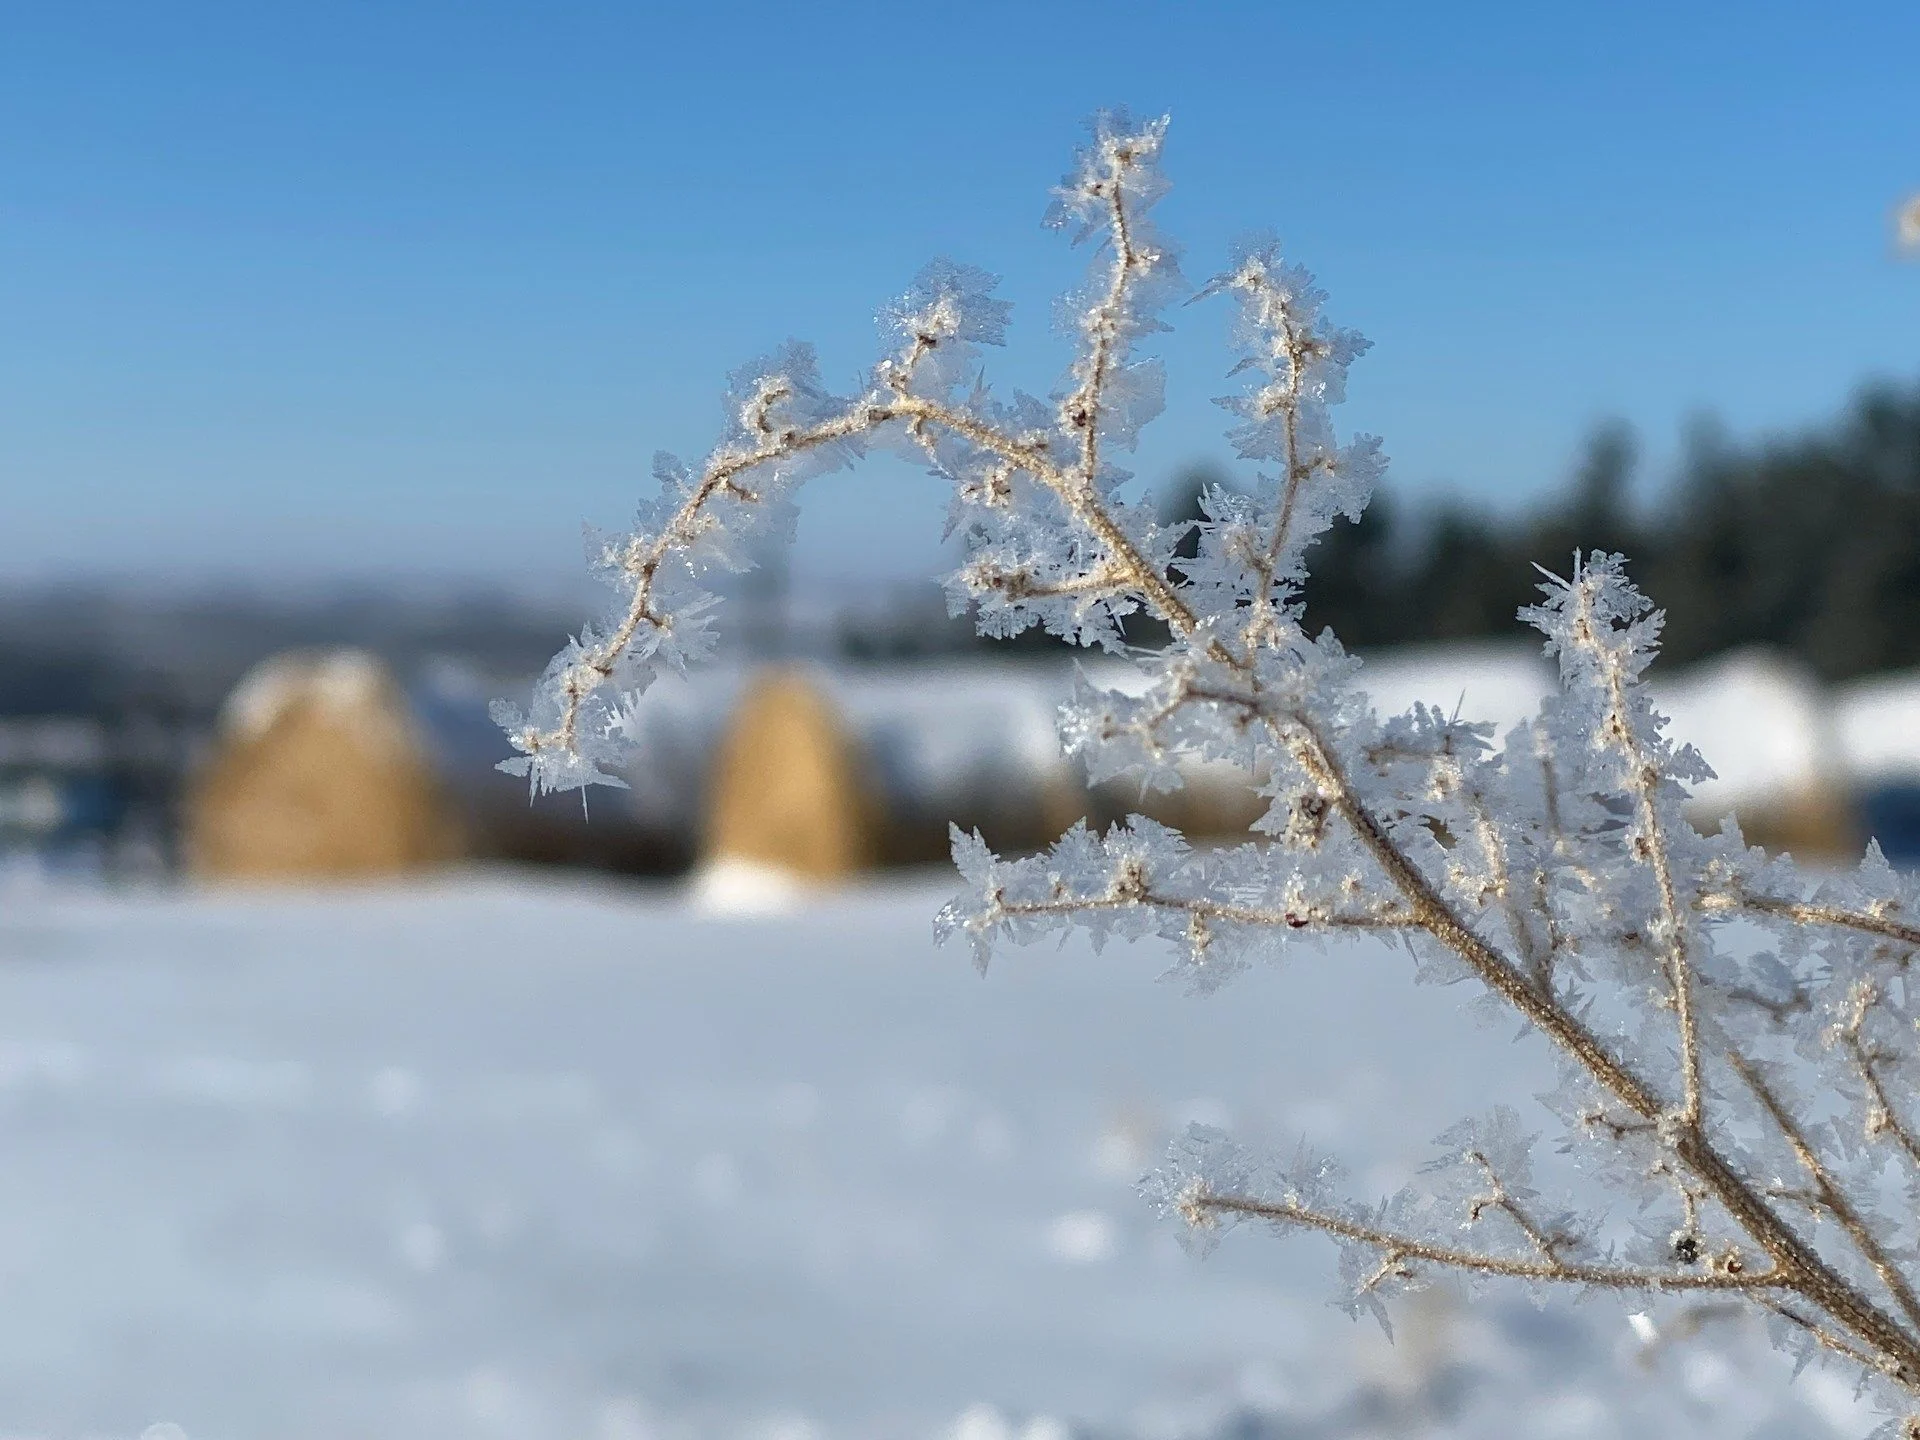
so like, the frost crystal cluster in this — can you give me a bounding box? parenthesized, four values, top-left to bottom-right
(502, 112, 1920, 1429)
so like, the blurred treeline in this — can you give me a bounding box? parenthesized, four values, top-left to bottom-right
(1178, 379, 1920, 683)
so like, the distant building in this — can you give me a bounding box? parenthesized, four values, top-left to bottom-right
(1835, 671, 1920, 866)
(0, 707, 190, 877)
(1647, 649, 1857, 858)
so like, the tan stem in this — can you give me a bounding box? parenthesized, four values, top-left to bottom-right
(1186, 1187, 1786, 1293)
(1729, 1050, 1920, 1338)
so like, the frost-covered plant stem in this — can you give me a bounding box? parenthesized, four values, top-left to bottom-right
(501, 113, 1920, 1429)
(1170, 686, 1920, 1388)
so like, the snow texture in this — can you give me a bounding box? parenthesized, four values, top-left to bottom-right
(0, 876, 1889, 1440)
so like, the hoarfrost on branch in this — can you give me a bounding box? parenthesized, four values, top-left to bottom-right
(501, 110, 1920, 1430)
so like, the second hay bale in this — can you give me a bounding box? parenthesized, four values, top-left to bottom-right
(702, 670, 879, 880)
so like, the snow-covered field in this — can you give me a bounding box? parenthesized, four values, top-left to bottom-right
(0, 872, 1885, 1439)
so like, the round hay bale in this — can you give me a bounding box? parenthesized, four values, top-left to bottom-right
(1710, 786, 1860, 862)
(186, 650, 462, 882)
(702, 669, 878, 882)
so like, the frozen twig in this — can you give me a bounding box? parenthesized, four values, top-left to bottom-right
(1562, 565, 1705, 1126)
(1179, 1181, 1782, 1294)
(505, 111, 1920, 1420)
(1703, 887, 1920, 951)
(1727, 1051, 1920, 1338)
(1833, 980, 1920, 1170)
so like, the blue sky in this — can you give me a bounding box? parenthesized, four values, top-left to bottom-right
(2, 0, 1915, 592)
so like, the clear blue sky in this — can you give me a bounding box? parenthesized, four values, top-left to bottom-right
(2, 0, 1915, 592)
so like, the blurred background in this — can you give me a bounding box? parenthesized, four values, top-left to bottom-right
(1, 2, 1918, 1437)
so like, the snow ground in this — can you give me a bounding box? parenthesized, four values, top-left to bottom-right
(0, 872, 1887, 1440)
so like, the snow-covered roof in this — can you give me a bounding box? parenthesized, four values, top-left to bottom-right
(1834, 669, 1920, 786)
(1645, 648, 1838, 813)
(1352, 641, 1556, 739)
(832, 662, 1074, 808)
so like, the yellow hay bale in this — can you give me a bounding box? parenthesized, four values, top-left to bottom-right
(1702, 784, 1860, 862)
(703, 670, 878, 881)
(1126, 767, 1269, 840)
(187, 650, 462, 882)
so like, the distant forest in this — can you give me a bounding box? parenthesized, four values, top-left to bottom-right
(1216, 377, 1920, 683)
(9, 378, 1916, 711)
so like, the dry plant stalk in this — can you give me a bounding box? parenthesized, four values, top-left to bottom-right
(498, 112, 1920, 1432)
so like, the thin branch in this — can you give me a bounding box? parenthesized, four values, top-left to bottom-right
(1062, 132, 1148, 491)
(1525, 731, 1577, 992)
(517, 398, 893, 757)
(1464, 1148, 1572, 1262)
(888, 395, 1199, 635)
(962, 559, 1132, 605)
(1565, 574, 1704, 1127)
(1834, 980, 1920, 1171)
(1431, 738, 1557, 993)
(1180, 1183, 1785, 1294)
(1762, 1299, 1905, 1381)
(524, 348, 1197, 765)
(1704, 889, 1920, 951)
(1698, 973, 1812, 1028)
(991, 887, 1418, 934)
(1728, 1050, 1920, 1340)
